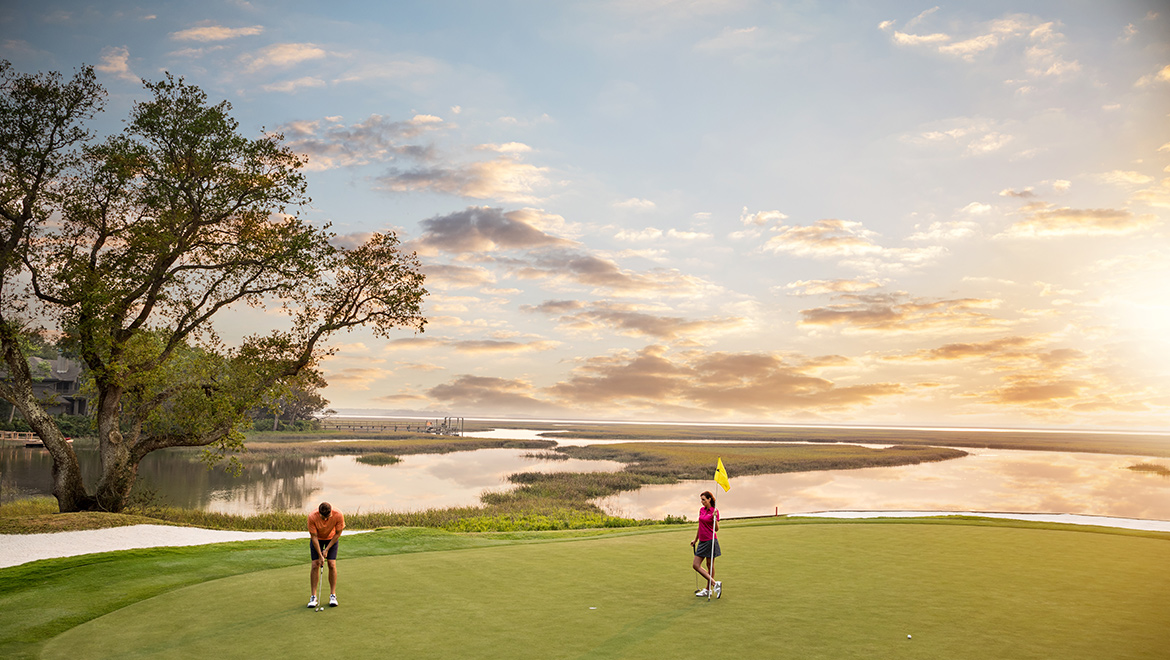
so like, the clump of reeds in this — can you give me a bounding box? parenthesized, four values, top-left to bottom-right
(355, 454, 402, 466)
(1127, 462, 1170, 477)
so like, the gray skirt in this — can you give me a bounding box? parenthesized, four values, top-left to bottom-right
(694, 539, 721, 558)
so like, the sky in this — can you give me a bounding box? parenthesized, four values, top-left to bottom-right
(4, 1, 1169, 430)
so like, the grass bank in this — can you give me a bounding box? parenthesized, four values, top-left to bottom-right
(508, 421, 1170, 457)
(4, 518, 1168, 660)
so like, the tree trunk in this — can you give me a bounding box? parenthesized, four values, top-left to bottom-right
(0, 339, 95, 511)
(93, 387, 136, 512)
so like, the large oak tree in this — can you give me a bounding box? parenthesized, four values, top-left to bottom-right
(0, 63, 426, 512)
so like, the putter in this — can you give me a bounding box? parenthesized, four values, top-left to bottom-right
(316, 549, 324, 611)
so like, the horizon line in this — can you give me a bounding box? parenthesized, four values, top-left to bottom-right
(325, 411, 1170, 438)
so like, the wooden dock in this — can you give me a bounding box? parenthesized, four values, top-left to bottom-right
(320, 417, 464, 436)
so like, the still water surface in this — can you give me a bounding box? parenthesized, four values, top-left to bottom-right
(2, 432, 1167, 520)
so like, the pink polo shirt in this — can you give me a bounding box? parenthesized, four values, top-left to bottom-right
(697, 507, 719, 542)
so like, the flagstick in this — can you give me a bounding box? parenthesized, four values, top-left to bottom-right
(707, 534, 715, 601)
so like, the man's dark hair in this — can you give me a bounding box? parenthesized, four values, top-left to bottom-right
(318, 502, 332, 517)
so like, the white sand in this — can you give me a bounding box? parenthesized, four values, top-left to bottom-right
(0, 525, 307, 569)
(2, 511, 1167, 570)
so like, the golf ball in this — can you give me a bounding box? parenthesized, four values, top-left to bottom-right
(907, 635, 912, 640)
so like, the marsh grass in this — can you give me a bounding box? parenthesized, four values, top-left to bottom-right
(118, 500, 648, 533)
(553, 442, 968, 479)
(1127, 462, 1170, 477)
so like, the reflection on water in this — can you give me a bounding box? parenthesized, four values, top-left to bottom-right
(0, 444, 622, 514)
(4, 440, 1168, 521)
(598, 448, 1170, 521)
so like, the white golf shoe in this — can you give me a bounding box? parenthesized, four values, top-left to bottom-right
(329, 594, 339, 607)
(714, 581, 722, 599)
(694, 588, 709, 597)
(307, 595, 318, 608)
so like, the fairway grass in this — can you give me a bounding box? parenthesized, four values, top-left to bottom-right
(12, 518, 1169, 660)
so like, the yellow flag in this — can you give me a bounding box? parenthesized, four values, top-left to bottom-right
(714, 457, 731, 492)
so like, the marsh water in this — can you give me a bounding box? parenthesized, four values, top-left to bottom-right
(1, 429, 1167, 520)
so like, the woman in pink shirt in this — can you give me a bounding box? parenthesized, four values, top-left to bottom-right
(690, 490, 722, 598)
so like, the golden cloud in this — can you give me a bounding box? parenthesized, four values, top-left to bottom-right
(763, 219, 882, 258)
(427, 375, 562, 414)
(241, 43, 327, 72)
(799, 294, 1008, 333)
(379, 158, 550, 203)
(541, 346, 903, 414)
(784, 279, 884, 295)
(171, 25, 264, 41)
(1002, 203, 1159, 237)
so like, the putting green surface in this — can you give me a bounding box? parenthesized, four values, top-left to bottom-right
(38, 520, 1170, 659)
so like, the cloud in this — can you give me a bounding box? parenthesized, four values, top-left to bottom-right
(377, 157, 550, 203)
(449, 339, 560, 354)
(261, 77, 326, 93)
(783, 279, 883, 296)
(1135, 64, 1170, 88)
(893, 31, 950, 46)
(1096, 170, 1155, 186)
(986, 376, 1089, 405)
(907, 6, 940, 28)
(323, 367, 392, 390)
(613, 198, 657, 210)
(543, 346, 903, 414)
(421, 263, 496, 290)
(281, 114, 444, 170)
(886, 10, 1080, 74)
(525, 300, 744, 340)
(241, 43, 328, 72)
(1001, 203, 1159, 237)
(427, 375, 562, 415)
(762, 219, 882, 258)
(905, 118, 1013, 155)
(887, 336, 1040, 362)
(741, 208, 788, 226)
(95, 46, 138, 82)
(907, 220, 979, 242)
(999, 187, 1035, 198)
(666, 228, 712, 241)
(476, 142, 533, 155)
(413, 207, 575, 254)
(1132, 178, 1170, 208)
(171, 25, 263, 41)
(516, 249, 712, 297)
(615, 227, 664, 241)
(798, 293, 1009, 334)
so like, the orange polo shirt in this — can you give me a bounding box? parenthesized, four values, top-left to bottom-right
(307, 510, 345, 541)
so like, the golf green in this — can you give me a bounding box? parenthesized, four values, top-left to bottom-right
(40, 520, 1170, 659)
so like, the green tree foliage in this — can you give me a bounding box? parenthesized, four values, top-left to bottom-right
(0, 63, 427, 512)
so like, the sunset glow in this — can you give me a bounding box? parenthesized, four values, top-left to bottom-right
(6, 2, 1168, 429)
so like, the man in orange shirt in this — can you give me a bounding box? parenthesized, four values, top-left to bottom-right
(307, 501, 345, 608)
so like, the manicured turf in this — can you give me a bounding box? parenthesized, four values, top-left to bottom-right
(13, 518, 1168, 659)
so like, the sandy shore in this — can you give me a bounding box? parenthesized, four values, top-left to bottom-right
(2, 511, 1167, 570)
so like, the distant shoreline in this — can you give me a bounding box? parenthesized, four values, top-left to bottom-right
(326, 413, 1170, 437)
